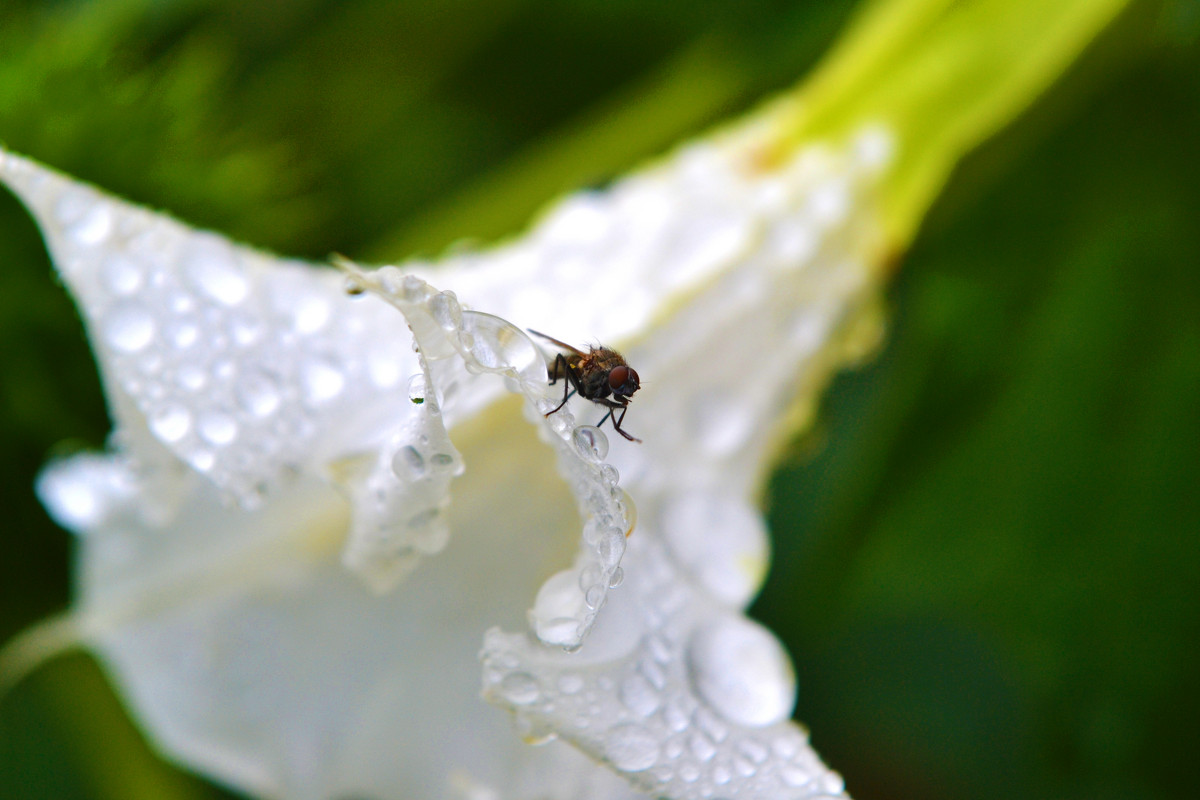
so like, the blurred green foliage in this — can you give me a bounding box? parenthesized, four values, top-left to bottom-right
(0, 1, 1196, 799)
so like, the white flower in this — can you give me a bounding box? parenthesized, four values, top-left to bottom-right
(0, 103, 892, 799)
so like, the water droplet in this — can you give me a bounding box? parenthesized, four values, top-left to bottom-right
(429, 453, 457, 473)
(191, 449, 216, 472)
(177, 365, 207, 392)
(557, 673, 584, 695)
(429, 291, 462, 332)
(600, 463, 619, 486)
(584, 585, 604, 609)
(302, 358, 345, 405)
(69, 205, 112, 245)
(198, 413, 238, 446)
(343, 276, 365, 295)
(597, 528, 626, 568)
(166, 319, 200, 350)
(608, 567, 624, 587)
(605, 724, 660, 772)
(779, 765, 811, 788)
(150, 406, 191, 443)
(688, 733, 716, 762)
(391, 446, 426, 479)
(460, 311, 540, 377)
(499, 672, 540, 705)
(291, 293, 330, 334)
(104, 302, 155, 353)
(619, 673, 661, 717)
(407, 374, 426, 404)
(572, 425, 609, 462)
(228, 314, 264, 347)
(101, 255, 143, 296)
(679, 763, 700, 783)
(184, 237, 249, 305)
(711, 763, 732, 785)
(236, 369, 281, 417)
(736, 738, 768, 765)
(686, 616, 796, 728)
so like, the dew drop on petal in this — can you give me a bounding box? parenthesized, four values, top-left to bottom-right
(236, 369, 282, 418)
(166, 319, 200, 350)
(104, 302, 155, 353)
(198, 413, 238, 446)
(605, 724, 660, 772)
(686, 616, 796, 727)
(406, 374, 426, 404)
(499, 672, 540, 705)
(572, 425, 609, 462)
(597, 528, 626, 568)
(177, 365, 208, 392)
(460, 311, 541, 378)
(70, 205, 112, 245)
(429, 453, 457, 473)
(429, 291, 462, 332)
(391, 446, 426, 480)
(618, 673, 661, 718)
(149, 405, 191, 443)
(301, 358, 345, 405)
(184, 237, 249, 305)
(101, 254, 143, 295)
(557, 673, 584, 695)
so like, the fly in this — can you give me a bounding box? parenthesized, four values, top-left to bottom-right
(528, 329, 642, 443)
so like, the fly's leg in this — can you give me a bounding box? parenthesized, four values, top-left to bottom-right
(546, 354, 580, 416)
(596, 400, 641, 443)
(610, 404, 641, 443)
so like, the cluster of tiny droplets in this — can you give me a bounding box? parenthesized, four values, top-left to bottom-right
(0, 152, 416, 509)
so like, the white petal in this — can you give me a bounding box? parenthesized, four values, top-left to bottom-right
(3, 109, 891, 800)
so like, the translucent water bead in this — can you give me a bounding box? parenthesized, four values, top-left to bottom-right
(459, 311, 543, 385)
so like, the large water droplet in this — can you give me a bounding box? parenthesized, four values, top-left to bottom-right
(572, 425, 609, 462)
(150, 405, 192, 443)
(460, 311, 540, 378)
(103, 302, 156, 353)
(605, 724, 660, 772)
(686, 616, 796, 727)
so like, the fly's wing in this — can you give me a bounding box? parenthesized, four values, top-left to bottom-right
(527, 329, 586, 357)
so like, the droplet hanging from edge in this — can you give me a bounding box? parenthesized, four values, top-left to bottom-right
(407, 374, 426, 404)
(572, 425, 609, 462)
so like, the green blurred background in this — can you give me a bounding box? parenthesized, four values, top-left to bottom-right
(1, 1, 1196, 799)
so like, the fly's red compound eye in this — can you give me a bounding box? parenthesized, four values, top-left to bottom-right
(608, 365, 629, 392)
